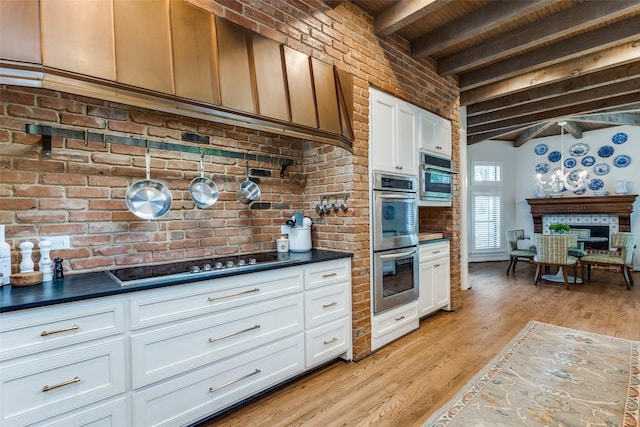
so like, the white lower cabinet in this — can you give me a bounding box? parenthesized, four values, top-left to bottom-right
(132, 334, 305, 427)
(371, 300, 419, 351)
(0, 338, 126, 427)
(419, 241, 451, 318)
(0, 258, 352, 426)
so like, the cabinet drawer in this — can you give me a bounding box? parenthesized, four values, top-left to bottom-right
(130, 267, 303, 330)
(131, 294, 304, 388)
(371, 301, 419, 351)
(304, 283, 350, 329)
(0, 338, 126, 427)
(32, 397, 128, 427)
(305, 317, 350, 368)
(304, 259, 351, 290)
(419, 242, 450, 263)
(0, 299, 124, 361)
(132, 334, 304, 427)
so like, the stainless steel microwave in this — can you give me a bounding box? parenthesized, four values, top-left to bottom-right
(420, 152, 455, 204)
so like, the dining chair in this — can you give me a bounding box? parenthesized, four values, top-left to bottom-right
(531, 233, 579, 290)
(505, 229, 536, 275)
(568, 229, 589, 258)
(580, 232, 637, 289)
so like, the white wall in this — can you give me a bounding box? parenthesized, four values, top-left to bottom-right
(468, 125, 640, 267)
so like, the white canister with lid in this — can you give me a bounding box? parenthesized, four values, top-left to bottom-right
(276, 236, 290, 253)
(289, 226, 311, 252)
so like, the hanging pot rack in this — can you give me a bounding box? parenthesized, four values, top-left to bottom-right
(26, 124, 296, 177)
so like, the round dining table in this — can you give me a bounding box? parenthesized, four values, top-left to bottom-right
(540, 236, 608, 284)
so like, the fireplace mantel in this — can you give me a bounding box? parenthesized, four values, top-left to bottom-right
(526, 195, 637, 233)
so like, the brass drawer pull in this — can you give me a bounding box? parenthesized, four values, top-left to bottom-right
(42, 376, 80, 392)
(323, 337, 338, 345)
(208, 325, 261, 343)
(395, 315, 405, 321)
(208, 288, 259, 302)
(322, 273, 338, 279)
(323, 301, 338, 308)
(209, 369, 260, 393)
(41, 325, 79, 336)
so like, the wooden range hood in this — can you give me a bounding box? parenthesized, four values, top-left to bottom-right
(0, 0, 354, 150)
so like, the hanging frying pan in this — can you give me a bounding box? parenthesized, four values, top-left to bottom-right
(125, 148, 172, 219)
(237, 160, 261, 204)
(189, 154, 218, 208)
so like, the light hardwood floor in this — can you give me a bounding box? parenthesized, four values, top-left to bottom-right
(204, 261, 640, 427)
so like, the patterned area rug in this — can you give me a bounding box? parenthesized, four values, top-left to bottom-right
(424, 321, 640, 426)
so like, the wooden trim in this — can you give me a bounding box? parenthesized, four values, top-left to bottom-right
(526, 195, 637, 233)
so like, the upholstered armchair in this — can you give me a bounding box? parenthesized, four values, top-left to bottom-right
(505, 229, 536, 275)
(531, 233, 579, 290)
(580, 232, 637, 289)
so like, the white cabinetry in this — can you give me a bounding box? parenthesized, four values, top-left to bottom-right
(371, 300, 419, 351)
(0, 299, 126, 427)
(370, 87, 419, 176)
(420, 110, 452, 158)
(419, 241, 451, 318)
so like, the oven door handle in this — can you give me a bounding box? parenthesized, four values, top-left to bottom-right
(379, 250, 417, 260)
(377, 193, 415, 200)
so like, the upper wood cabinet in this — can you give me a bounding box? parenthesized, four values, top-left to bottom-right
(0, 0, 41, 64)
(41, 0, 115, 81)
(216, 17, 255, 114)
(170, 0, 219, 105)
(284, 46, 317, 129)
(252, 34, 289, 122)
(114, 0, 174, 94)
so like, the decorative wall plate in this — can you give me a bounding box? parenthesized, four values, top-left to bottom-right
(573, 187, 586, 195)
(613, 154, 631, 168)
(581, 156, 596, 167)
(535, 163, 549, 174)
(588, 179, 604, 191)
(593, 163, 610, 176)
(598, 145, 614, 158)
(612, 132, 628, 144)
(563, 157, 576, 168)
(548, 151, 561, 162)
(569, 143, 589, 156)
(568, 169, 589, 182)
(535, 144, 548, 155)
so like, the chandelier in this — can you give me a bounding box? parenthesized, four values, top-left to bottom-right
(536, 121, 589, 197)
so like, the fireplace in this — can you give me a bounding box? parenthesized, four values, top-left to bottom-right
(569, 225, 609, 250)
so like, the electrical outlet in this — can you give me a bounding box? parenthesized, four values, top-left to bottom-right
(41, 235, 71, 250)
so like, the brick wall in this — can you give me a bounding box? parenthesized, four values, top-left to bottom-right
(0, 0, 460, 360)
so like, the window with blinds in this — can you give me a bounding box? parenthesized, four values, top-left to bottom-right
(473, 163, 501, 183)
(472, 193, 502, 250)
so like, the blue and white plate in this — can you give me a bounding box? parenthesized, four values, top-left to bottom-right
(535, 163, 549, 174)
(612, 132, 628, 144)
(581, 156, 596, 167)
(548, 151, 562, 162)
(613, 154, 631, 168)
(569, 143, 589, 156)
(534, 144, 548, 155)
(593, 163, 610, 176)
(588, 179, 604, 191)
(568, 169, 589, 182)
(563, 157, 576, 168)
(573, 187, 586, 195)
(598, 145, 614, 158)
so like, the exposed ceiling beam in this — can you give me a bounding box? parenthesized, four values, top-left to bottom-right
(571, 113, 640, 125)
(461, 40, 640, 105)
(410, 0, 556, 59)
(374, 0, 449, 37)
(466, 125, 530, 145)
(468, 92, 640, 136)
(324, 0, 344, 8)
(514, 121, 555, 147)
(459, 14, 640, 90)
(439, 1, 640, 77)
(467, 77, 640, 127)
(562, 121, 583, 139)
(466, 61, 640, 117)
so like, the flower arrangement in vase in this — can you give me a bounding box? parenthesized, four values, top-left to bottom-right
(549, 223, 571, 234)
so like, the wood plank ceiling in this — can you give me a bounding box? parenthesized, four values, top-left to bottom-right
(330, 0, 640, 146)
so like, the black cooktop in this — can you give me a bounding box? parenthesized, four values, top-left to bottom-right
(107, 252, 292, 286)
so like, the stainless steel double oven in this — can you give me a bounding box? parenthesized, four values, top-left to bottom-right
(372, 172, 419, 314)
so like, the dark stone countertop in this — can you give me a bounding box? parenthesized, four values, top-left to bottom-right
(0, 249, 352, 313)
